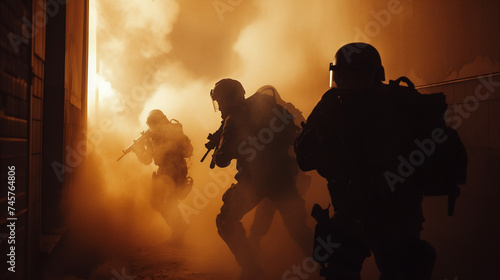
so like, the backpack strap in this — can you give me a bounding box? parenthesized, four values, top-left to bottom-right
(389, 76, 415, 90)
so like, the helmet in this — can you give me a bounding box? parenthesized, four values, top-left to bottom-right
(211, 78, 245, 101)
(210, 78, 245, 111)
(330, 42, 385, 86)
(146, 109, 167, 126)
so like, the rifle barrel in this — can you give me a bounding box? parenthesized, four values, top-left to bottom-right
(201, 148, 211, 162)
(117, 130, 150, 162)
(117, 152, 127, 161)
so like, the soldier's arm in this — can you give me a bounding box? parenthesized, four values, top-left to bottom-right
(133, 139, 154, 165)
(213, 115, 238, 167)
(294, 90, 338, 171)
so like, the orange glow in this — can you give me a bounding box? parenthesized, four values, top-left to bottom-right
(76, 0, 404, 278)
(41, 0, 499, 278)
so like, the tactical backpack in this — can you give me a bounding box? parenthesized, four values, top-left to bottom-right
(387, 77, 467, 215)
(167, 119, 193, 158)
(295, 77, 468, 216)
(246, 91, 279, 125)
(246, 90, 298, 150)
(166, 119, 194, 198)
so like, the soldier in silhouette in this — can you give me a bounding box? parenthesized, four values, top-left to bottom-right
(133, 109, 193, 243)
(210, 79, 312, 280)
(247, 85, 312, 251)
(295, 43, 436, 280)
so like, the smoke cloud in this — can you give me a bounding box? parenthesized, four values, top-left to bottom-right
(57, 0, 378, 279)
(58, 0, 500, 279)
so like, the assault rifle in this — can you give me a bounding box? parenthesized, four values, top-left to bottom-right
(117, 130, 151, 161)
(201, 122, 224, 169)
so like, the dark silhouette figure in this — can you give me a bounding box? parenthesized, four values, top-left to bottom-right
(247, 85, 312, 249)
(133, 109, 193, 243)
(295, 43, 438, 280)
(210, 79, 313, 280)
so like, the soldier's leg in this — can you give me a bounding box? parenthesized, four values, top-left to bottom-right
(249, 198, 277, 248)
(371, 239, 436, 280)
(323, 244, 368, 280)
(172, 162, 192, 200)
(150, 172, 168, 214)
(366, 199, 433, 280)
(319, 212, 370, 280)
(273, 189, 313, 256)
(152, 173, 188, 239)
(163, 181, 189, 241)
(216, 182, 264, 279)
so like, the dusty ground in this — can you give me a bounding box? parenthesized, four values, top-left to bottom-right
(126, 244, 235, 280)
(123, 241, 328, 280)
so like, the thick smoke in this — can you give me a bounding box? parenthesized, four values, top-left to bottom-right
(60, 0, 500, 279)
(62, 0, 367, 279)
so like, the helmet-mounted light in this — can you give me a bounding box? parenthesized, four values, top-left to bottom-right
(329, 62, 334, 88)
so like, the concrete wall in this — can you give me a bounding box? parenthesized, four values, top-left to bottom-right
(417, 74, 500, 280)
(361, 0, 500, 85)
(346, 1, 500, 278)
(399, 2, 500, 279)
